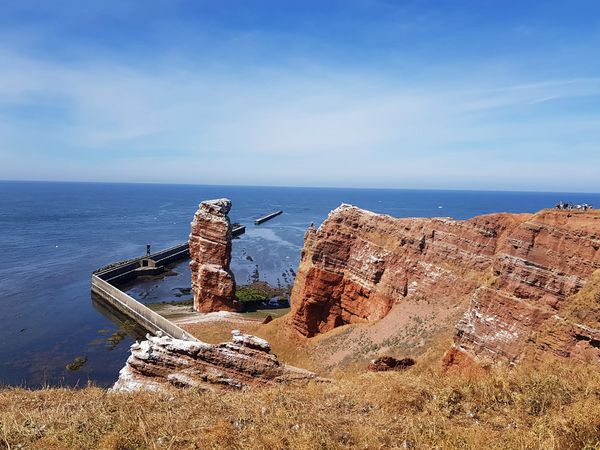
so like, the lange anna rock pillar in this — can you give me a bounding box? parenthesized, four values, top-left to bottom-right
(189, 199, 239, 312)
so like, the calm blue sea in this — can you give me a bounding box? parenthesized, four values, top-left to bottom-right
(1, 181, 599, 388)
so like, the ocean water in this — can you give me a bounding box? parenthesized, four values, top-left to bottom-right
(1, 181, 599, 388)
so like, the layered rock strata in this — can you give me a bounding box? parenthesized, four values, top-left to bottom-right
(189, 199, 239, 312)
(113, 331, 317, 392)
(289, 205, 600, 365)
(289, 204, 525, 337)
(454, 209, 600, 365)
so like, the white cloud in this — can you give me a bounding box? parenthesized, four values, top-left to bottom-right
(0, 47, 599, 191)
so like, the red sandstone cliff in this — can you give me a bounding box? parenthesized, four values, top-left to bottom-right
(289, 204, 526, 337)
(189, 199, 240, 313)
(454, 209, 600, 365)
(289, 205, 600, 366)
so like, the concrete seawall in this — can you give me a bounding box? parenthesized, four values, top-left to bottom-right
(92, 225, 245, 340)
(92, 275, 197, 341)
(255, 210, 283, 225)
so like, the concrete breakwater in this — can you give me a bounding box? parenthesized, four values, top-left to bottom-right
(94, 243, 190, 285)
(232, 224, 246, 237)
(255, 210, 283, 225)
(92, 244, 197, 341)
(93, 222, 245, 285)
(91, 275, 196, 340)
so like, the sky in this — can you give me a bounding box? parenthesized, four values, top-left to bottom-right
(0, 1, 599, 191)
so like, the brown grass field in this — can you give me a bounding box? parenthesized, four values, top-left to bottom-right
(1, 358, 600, 449)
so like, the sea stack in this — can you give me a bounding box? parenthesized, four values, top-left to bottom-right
(189, 198, 239, 312)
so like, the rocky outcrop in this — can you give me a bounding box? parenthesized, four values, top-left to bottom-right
(112, 331, 318, 392)
(189, 199, 240, 313)
(289, 204, 600, 366)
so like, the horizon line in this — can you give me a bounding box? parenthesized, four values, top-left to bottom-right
(1, 178, 599, 196)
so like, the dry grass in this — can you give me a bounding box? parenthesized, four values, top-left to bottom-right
(1, 360, 600, 450)
(183, 320, 261, 345)
(560, 269, 600, 328)
(184, 317, 323, 372)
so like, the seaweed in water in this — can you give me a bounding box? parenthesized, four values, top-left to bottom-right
(106, 331, 127, 349)
(248, 265, 260, 283)
(66, 356, 88, 371)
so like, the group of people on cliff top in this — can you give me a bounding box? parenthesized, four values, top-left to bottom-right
(556, 201, 593, 211)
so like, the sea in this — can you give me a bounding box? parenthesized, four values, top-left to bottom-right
(1, 181, 599, 388)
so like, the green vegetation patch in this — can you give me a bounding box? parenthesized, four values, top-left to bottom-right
(236, 286, 271, 302)
(236, 281, 289, 303)
(90, 320, 139, 351)
(106, 331, 127, 347)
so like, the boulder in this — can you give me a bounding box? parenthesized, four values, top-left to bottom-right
(368, 356, 415, 372)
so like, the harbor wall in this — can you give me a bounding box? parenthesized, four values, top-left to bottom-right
(91, 274, 197, 341)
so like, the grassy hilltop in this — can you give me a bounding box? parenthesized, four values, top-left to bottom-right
(1, 358, 600, 449)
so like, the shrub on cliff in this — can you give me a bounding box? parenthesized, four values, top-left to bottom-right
(235, 286, 271, 302)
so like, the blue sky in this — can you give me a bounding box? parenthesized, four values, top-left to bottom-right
(0, 1, 599, 191)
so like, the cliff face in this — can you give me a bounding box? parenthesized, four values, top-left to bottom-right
(454, 209, 600, 364)
(113, 331, 317, 392)
(189, 199, 239, 313)
(289, 204, 525, 337)
(289, 205, 600, 365)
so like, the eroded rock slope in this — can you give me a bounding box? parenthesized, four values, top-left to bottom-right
(454, 209, 600, 365)
(289, 204, 525, 337)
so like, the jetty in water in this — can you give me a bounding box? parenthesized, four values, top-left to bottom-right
(255, 210, 283, 225)
(93, 243, 189, 285)
(232, 224, 246, 237)
(92, 243, 196, 340)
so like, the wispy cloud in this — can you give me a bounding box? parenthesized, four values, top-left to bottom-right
(0, 0, 599, 191)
